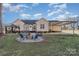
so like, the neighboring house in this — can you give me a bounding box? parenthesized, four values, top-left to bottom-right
(11, 18, 77, 33)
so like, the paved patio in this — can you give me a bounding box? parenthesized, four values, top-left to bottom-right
(16, 35, 44, 43)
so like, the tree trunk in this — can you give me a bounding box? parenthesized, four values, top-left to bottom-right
(0, 3, 3, 34)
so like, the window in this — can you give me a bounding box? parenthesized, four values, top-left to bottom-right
(30, 26, 32, 28)
(33, 26, 36, 29)
(77, 26, 79, 29)
(40, 24, 45, 29)
(8, 27, 11, 30)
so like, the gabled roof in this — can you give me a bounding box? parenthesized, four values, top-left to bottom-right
(21, 20, 37, 24)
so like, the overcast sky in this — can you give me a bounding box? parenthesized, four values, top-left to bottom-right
(2, 3, 79, 24)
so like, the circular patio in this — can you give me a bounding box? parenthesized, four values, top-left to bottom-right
(16, 37, 44, 43)
(16, 32, 44, 43)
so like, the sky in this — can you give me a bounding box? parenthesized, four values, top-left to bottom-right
(2, 3, 79, 24)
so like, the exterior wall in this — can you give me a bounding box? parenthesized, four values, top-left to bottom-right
(36, 19, 49, 32)
(32, 24, 36, 31)
(28, 25, 32, 31)
(13, 20, 25, 31)
(50, 25, 61, 32)
(49, 22, 62, 32)
(25, 24, 36, 31)
(24, 24, 29, 31)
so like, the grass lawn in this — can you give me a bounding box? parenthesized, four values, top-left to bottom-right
(0, 33, 79, 56)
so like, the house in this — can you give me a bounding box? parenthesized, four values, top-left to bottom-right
(11, 18, 62, 32)
(11, 18, 77, 33)
(12, 18, 49, 32)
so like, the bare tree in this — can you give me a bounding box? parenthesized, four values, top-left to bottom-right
(0, 3, 3, 34)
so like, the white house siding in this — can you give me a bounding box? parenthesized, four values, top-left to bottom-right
(25, 24, 36, 31)
(27, 24, 33, 31)
(51, 25, 61, 32)
(13, 20, 25, 31)
(36, 19, 49, 32)
(24, 24, 29, 31)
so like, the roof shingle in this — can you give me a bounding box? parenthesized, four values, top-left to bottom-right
(21, 20, 37, 24)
